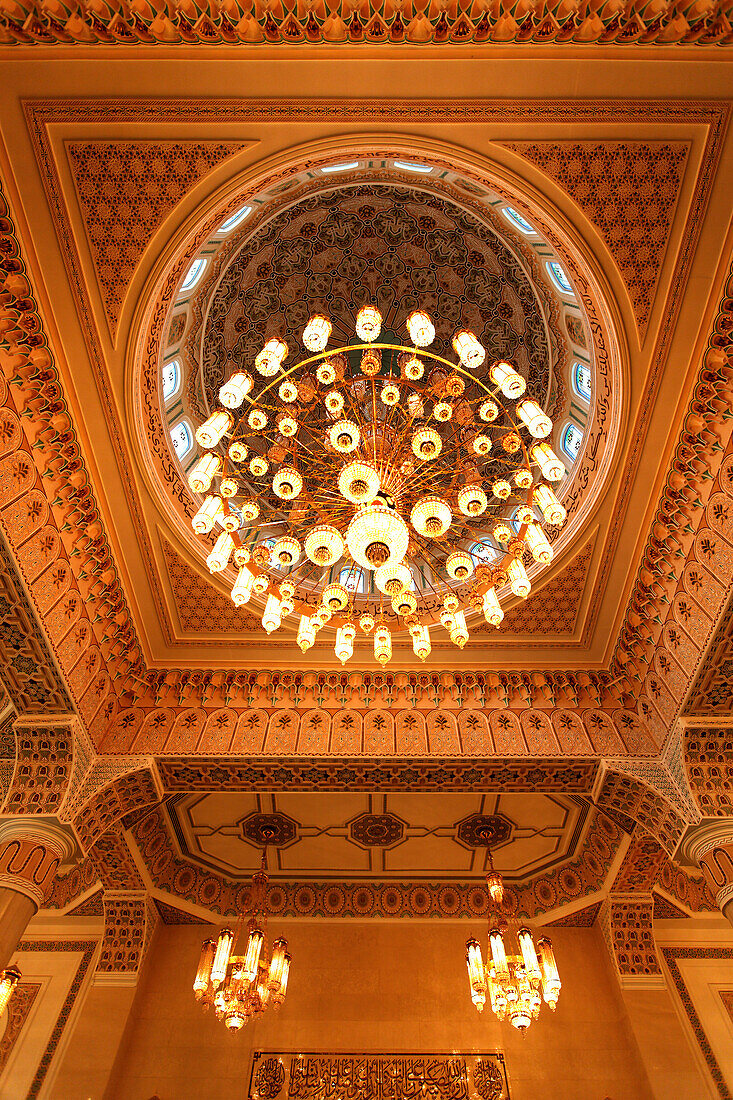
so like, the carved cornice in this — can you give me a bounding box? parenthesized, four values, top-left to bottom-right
(1, 0, 733, 46)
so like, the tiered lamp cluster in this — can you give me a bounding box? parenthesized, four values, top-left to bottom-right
(465, 865, 561, 1033)
(187, 306, 567, 665)
(193, 853, 290, 1031)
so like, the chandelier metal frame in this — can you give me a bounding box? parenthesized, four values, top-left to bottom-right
(187, 308, 567, 664)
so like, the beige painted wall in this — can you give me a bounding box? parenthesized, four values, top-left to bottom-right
(77, 920, 703, 1100)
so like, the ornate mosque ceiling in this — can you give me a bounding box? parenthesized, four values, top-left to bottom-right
(0, 57, 730, 928)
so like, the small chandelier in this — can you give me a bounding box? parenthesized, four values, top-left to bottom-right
(0, 966, 20, 1015)
(187, 305, 567, 665)
(465, 862, 560, 1033)
(193, 850, 290, 1031)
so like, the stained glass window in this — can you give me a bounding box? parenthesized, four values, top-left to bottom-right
(503, 207, 536, 235)
(170, 420, 193, 459)
(561, 423, 583, 461)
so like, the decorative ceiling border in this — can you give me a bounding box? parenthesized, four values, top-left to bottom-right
(23, 99, 726, 675)
(2, 3, 733, 46)
(661, 946, 733, 1100)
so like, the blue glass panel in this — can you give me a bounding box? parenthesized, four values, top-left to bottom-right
(562, 423, 583, 461)
(573, 362, 591, 401)
(180, 258, 206, 293)
(218, 205, 252, 234)
(170, 421, 193, 459)
(393, 161, 432, 174)
(503, 207, 536, 235)
(547, 262, 574, 295)
(162, 359, 180, 402)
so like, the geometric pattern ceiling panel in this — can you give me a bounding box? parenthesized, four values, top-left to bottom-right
(160, 535, 260, 634)
(476, 533, 595, 638)
(168, 791, 586, 882)
(500, 141, 689, 339)
(66, 141, 244, 337)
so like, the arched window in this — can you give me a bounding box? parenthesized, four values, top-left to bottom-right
(162, 359, 181, 402)
(218, 205, 252, 235)
(469, 541, 498, 565)
(561, 423, 583, 462)
(573, 362, 591, 401)
(322, 161, 359, 174)
(339, 565, 367, 594)
(393, 160, 432, 174)
(547, 262, 574, 296)
(170, 420, 193, 460)
(503, 207, 536, 236)
(180, 257, 207, 295)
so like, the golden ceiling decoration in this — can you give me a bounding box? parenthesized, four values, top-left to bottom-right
(188, 307, 566, 664)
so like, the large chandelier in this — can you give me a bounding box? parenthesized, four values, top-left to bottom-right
(465, 861, 561, 1032)
(193, 851, 290, 1031)
(188, 305, 566, 664)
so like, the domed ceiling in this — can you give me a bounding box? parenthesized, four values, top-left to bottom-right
(198, 184, 559, 421)
(148, 156, 607, 660)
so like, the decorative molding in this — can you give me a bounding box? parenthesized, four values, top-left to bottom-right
(161, 535, 260, 634)
(3, 1, 733, 46)
(18, 938, 97, 1100)
(662, 947, 733, 1100)
(0, 981, 40, 1073)
(600, 893, 664, 988)
(686, 591, 733, 715)
(96, 891, 159, 983)
(500, 141, 689, 340)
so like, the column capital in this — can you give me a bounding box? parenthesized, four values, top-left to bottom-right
(0, 816, 76, 908)
(678, 819, 733, 865)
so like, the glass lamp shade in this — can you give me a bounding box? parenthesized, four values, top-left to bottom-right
(219, 371, 253, 408)
(406, 309, 435, 347)
(490, 360, 526, 399)
(231, 567, 255, 606)
(443, 593, 459, 612)
(411, 624, 431, 661)
(239, 500, 260, 523)
(335, 622, 356, 664)
(273, 466, 303, 500)
(486, 869, 504, 905)
(515, 467, 533, 489)
(220, 477, 239, 498)
(303, 314, 332, 352)
(361, 348, 381, 376)
(255, 338, 288, 376)
(242, 928, 265, 983)
(515, 505, 535, 525)
(374, 561, 412, 596)
(322, 582, 349, 611)
(234, 548, 251, 569)
(304, 525, 345, 567)
(450, 610, 469, 648)
(248, 408, 268, 431)
(533, 484, 567, 526)
(507, 557, 531, 598)
(196, 410, 233, 449)
(537, 938, 561, 1007)
(355, 305, 382, 342)
(193, 940, 216, 999)
(374, 623, 392, 665)
(328, 420, 360, 453)
(359, 612, 375, 634)
(316, 361, 336, 386)
(297, 614, 317, 652)
(347, 505, 410, 570)
(479, 398, 499, 422)
(0, 967, 21, 1015)
(211, 929, 235, 987)
(268, 939, 288, 991)
(531, 442, 565, 482)
(410, 496, 452, 538)
(473, 434, 492, 456)
(188, 453, 221, 493)
(403, 356, 424, 381)
(207, 532, 234, 573)
(517, 399, 552, 439)
(482, 588, 504, 626)
(279, 380, 298, 403)
(280, 578, 296, 599)
(228, 440, 248, 463)
(492, 479, 512, 500)
(262, 594, 283, 634)
(433, 400, 453, 422)
(324, 390, 344, 416)
(271, 536, 301, 568)
(277, 412, 298, 438)
(525, 523, 553, 564)
(440, 608, 456, 634)
(338, 461, 380, 505)
(493, 522, 513, 544)
(411, 427, 442, 461)
(250, 456, 269, 477)
(452, 330, 486, 369)
(446, 551, 474, 580)
(253, 574, 269, 595)
(381, 382, 400, 406)
(391, 590, 417, 616)
(457, 484, 488, 516)
(192, 495, 224, 534)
